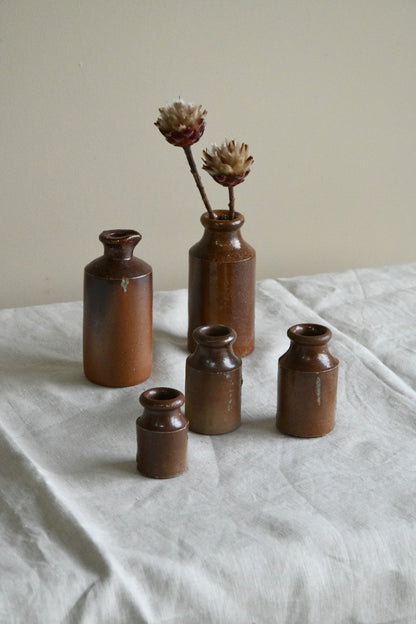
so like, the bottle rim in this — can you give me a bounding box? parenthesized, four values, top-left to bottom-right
(200, 210, 244, 231)
(287, 323, 332, 345)
(193, 324, 237, 347)
(139, 387, 185, 410)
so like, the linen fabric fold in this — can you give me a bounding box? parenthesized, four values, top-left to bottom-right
(1, 263, 416, 623)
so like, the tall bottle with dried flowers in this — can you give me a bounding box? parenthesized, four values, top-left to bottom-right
(155, 100, 256, 357)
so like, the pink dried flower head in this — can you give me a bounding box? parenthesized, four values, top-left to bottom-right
(202, 140, 254, 187)
(155, 99, 207, 147)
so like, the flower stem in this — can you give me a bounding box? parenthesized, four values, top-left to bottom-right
(183, 145, 215, 219)
(228, 186, 235, 220)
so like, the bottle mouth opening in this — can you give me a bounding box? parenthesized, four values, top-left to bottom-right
(216, 213, 236, 221)
(193, 324, 236, 346)
(288, 323, 331, 343)
(99, 229, 141, 244)
(108, 229, 137, 238)
(147, 388, 181, 401)
(203, 325, 232, 337)
(201, 210, 244, 229)
(140, 387, 185, 410)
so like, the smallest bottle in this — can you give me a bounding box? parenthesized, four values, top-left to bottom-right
(136, 388, 188, 479)
(277, 323, 339, 437)
(185, 325, 242, 435)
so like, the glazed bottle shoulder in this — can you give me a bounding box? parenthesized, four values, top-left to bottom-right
(85, 256, 152, 280)
(137, 409, 188, 432)
(187, 349, 241, 372)
(279, 347, 339, 373)
(189, 233, 255, 262)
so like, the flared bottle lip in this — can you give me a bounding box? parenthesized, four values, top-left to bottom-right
(139, 387, 185, 410)
(287, 323, 332, 345)
(193, 324, 237, 347)
(201, 210, 244, 231)
(99, 229, 142, 246)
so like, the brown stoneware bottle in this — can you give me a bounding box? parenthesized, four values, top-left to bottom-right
(188, 210, 256, 358)
(136, 388, 188, 479)
(277, 324, 339, 437)
(83, 229, 152, 387)
(185, 325, 242, 434)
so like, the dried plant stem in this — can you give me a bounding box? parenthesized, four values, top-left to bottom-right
(183, 145, 215, 219)
(228, 186, 235, 220)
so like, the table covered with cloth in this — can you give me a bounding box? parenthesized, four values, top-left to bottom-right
(1, 262, 416, 624)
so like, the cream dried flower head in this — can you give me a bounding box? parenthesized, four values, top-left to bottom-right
(155, 99, 207, 147)
(202, 140, 254, 187)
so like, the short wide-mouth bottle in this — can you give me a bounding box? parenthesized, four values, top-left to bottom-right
(136, 387, 188, 479)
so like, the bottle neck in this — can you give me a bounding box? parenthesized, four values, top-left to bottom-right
(201, 211, 244, 250)
(103, 247, 134, 261)
(290, 341, 332, 362)
(141, 406, 184, 430)
(189, 325, 241, 370)
(280, 323, 338, 372)
(196, 344, 237, 367)
(100, 229, 142, 261)
(139, 388, 186, 431)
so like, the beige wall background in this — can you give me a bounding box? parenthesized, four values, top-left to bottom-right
(1, 0, 415, 309)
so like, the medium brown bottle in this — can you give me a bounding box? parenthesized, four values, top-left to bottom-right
(188, 210, 256, 358)
(83, 229, 152, 387)
(185, 325, 242, 434)
(277, 323, 339, 437)
(136, 388, 188, 479)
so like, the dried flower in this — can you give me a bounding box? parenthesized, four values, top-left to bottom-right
(155, 100, 254, 220)
(155, 99, 207, 147)
(202, 140, 254, 187)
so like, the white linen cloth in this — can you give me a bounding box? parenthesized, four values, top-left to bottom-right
(1, 263, 416, 624)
